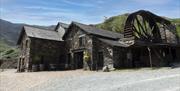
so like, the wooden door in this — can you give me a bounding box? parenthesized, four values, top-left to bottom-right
(98, 52, 104, 69)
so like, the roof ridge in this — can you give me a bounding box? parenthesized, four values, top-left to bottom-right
(24, 25, 57, 32)
(24, 25, 54, 31)
(58, 22, 69, 25)
(72, 21, 123, 35)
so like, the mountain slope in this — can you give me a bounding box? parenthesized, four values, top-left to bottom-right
(0, 19, 55, 62)
(96, 13, 129, 33)
(0, 19, 23, 45)
(0, 19, 55, 46)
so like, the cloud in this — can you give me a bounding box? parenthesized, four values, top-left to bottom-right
(38, 11, 101, 24)
(96, 0, 105, 4)
(62, 0, 95, 7)
(0, 0, 14, 4)
(1, 7, 101, 25)
(24, 6, 71, 12)
(132, 0, 172, 5)
(1, 0, 179, 25)
(157, 9, 180, 18)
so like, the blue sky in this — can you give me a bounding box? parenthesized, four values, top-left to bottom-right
(0, 0, 180, 25)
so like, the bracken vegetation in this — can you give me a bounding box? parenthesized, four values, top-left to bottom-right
(0, 40, 19, 60)
(96, 14, 180, 37)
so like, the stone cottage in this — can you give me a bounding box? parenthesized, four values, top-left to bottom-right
(63, 22, 129, 71)
(17, 23, 69, 72)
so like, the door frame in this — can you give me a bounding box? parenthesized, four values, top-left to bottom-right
(73, 51, 84, 69)
(97, 51, 104, 69)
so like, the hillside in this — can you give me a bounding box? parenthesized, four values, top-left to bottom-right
(0, 19, 55, 46)
(96, 14, 180, 37)
(0, 19, 23, 45)
(0, 40, 19, 60)
(171, 18, 180, 36)
(96, 13, 129, 33)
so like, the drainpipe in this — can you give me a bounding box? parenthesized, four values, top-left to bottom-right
(147, 47, 152, 68)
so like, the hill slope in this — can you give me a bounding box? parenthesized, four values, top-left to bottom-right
(0, 19, 55, 46)
(96, 13, 129, 33)
(96, 14, 180, 37)
(0, 40, 19, 60)
(0, 19, 55, 63)
(171, 18, 180, 36)
(0, 19, 23, 45)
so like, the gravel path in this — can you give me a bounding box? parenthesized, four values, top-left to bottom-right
(1, 68, 180, 91)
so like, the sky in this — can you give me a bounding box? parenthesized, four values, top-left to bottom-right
(0, 0, 180, 25)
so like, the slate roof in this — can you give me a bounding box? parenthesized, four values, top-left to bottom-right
(59, 22, 69, 29)
(17, 26, 62, 44)
(54, 22, 69, 31)
(63, 22, 123, 40)
(98, 38, 129, 47)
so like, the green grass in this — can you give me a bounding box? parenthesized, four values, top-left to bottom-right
(171, 18, 180, 37)
(96, 13, 129, 33)
(0, 40, 19, 60)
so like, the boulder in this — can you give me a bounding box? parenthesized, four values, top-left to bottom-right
(103, 66, 109, 72)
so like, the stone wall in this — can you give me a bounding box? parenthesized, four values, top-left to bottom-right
(17, 34, 30, 72)
(29, 38, 66, 70)
(129, 46, 178, 68)
(64, 25, 121, 70)
(113, 47, 127, 68)
(65, 25, 93, 70)
(92, 37, 115, 70)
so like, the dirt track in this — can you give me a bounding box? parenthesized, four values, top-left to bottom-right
(0, 69, 94, 91)
(0, 68, 180, 91)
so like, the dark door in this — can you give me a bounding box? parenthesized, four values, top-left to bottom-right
(40, 56, 44, 64)
(98, 52, 104, 69)
(74, 52, 84, 69)
(67, 53, 71, 65)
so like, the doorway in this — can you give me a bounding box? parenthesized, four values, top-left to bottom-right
(74, 51, 84, 69)
(67, 53, 71, 65)
(97, 51, 104, 69)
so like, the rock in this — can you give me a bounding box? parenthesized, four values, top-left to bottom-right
(171, 62, 180, 68)
(103, 66, 109, 72)
(109, 67, 116, 71)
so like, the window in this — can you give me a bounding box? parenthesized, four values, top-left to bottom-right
(25, 40, 29, 51)
(79, 36, 85, 47)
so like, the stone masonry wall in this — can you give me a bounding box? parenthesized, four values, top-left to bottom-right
(30, 38, 66, 70)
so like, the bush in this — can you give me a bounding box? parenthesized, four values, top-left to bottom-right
(4, 49, 14, 55)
